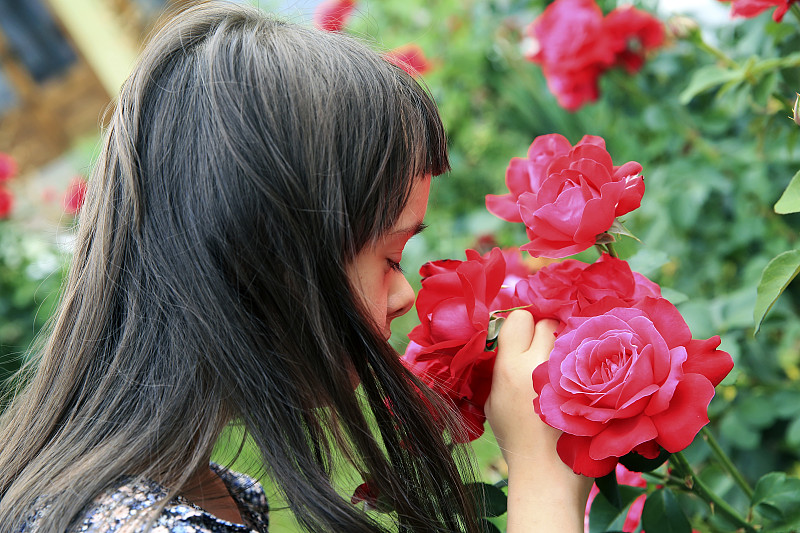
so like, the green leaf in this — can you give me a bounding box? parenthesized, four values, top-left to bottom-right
(479, 518, 502, 533)
(619, 448, 671, 473)
(774, 170, 800, 214)
(467, 482, 508, 518)
(752, 472, 800, 530)
(754, 250, 800, 334)
(641, 488, 692, 533)
(680, 65, 744, 104)
(786, 416, 800, 448)
(588, 485, 646, 533)
(595, 470, 622, 509)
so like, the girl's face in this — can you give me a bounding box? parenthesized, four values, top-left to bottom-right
(347, 176, 431, 340)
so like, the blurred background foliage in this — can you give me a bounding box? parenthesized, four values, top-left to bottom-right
(2, 0, 800, 531)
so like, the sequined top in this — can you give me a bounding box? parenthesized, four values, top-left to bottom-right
(23, 464, 269, 533)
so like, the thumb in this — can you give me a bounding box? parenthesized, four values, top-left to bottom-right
(496, 310, 535, 362)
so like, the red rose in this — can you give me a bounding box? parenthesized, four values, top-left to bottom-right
(604, 6, 665, 72)
(516, 254, 661, 325)
(724, 0, 797, 21)
(0, 153, 17, 182)
(402, 248, 506, 442)
(313, 0, 356, 32)
(384, 44, 432, 77)
(0, 187, 13, 219)
(63, 177, 88, 214)
(525, 0, 615, 110)
(533, 297, 733, 477)
(513, 137, 643, 258)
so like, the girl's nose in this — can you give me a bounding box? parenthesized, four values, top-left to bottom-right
(387, 273, 415, 321)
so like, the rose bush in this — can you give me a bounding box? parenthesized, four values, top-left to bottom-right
(486, 134, 644, 258)
(402, 248, 506, 441)
(533, 297, 734, 477)
(516, 253, 661, 326)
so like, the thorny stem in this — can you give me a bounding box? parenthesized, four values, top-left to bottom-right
(670, 452, 756, 532)
(605, 242, 619, 258)
(702, 427, 755, 499)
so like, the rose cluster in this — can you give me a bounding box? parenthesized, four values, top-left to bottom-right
(525, 0, 664, 111)
(486, 134, 644, 258)
(401, 131, 732, 488)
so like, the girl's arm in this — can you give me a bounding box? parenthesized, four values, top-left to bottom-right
(484, 311, 593, 533)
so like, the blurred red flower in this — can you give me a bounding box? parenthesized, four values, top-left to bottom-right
(604, 6, 665, 72)
(0, 153, 17, 182)
(64, 177, 88, 214)
(0, 187, 13, 219)
(313, 0, 356, 32)
(525, 0, 664, 110)
(525, 0, 614, 111)
(723, 0, 797, 21)
(385, 44, 432, 77)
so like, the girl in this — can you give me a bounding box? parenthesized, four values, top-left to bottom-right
(0, 3, 590, 532)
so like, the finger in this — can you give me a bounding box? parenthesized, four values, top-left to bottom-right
(497, 309, 535, 359)
(528, 318, 559, 363)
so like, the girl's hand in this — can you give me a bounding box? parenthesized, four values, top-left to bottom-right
(484, 310, 593, 533)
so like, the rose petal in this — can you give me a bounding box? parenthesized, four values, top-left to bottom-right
(589, 416, 658, 459)
(651, 373, 715, 452)
(557, 433, 618, 477)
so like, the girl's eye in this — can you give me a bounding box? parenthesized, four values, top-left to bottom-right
(387, 259, 404, 274)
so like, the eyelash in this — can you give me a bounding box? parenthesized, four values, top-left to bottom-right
(387, 259, 404, 274)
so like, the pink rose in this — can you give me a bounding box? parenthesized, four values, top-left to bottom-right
(723, 0, 797, 21)
(512, 137, 643, 258)
(516, 254, 661, 325)
(313, 0, 356, 32)
(533, 297, 734, 477)
(487, 134, 577, 223)
(402, 248, 507, 441)
(385, 44, 432, 77)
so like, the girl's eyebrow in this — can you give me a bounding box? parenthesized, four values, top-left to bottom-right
(389, 222, 428, 238)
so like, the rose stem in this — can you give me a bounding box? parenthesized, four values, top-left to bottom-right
(701, 426, 754, 499)
(669, 452, 755, 532)
(792, 4, 800, 25)
(605, 242, 619, 258)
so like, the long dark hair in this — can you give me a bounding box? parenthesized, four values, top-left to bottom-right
(0, 3, 479, 532)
